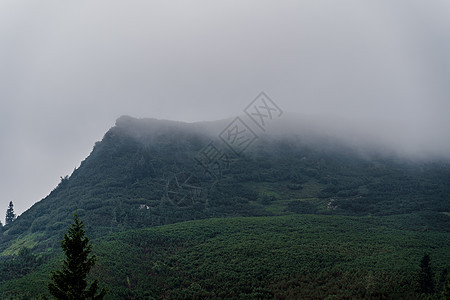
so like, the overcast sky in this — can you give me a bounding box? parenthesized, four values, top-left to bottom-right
(1, 0, 449, 216)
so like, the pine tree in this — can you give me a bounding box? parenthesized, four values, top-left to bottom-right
(47, 214, 106, 299)
(5, 201, 16, 225)
(418, 253, 434, 294)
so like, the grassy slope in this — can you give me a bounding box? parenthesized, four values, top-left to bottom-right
(1, 213, 449, 299)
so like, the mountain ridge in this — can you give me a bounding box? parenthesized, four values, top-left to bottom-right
(1, 116, 449, 256)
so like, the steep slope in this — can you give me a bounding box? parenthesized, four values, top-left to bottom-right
(1, 116, 449, 256)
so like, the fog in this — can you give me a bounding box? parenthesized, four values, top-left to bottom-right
(0, 0, 449, 215)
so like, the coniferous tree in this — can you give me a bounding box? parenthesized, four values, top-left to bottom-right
(418, 253, 435, 294)
(5, 201, 16, 225)
(443, 277, 450, 300)
(47, 214, 106, 300)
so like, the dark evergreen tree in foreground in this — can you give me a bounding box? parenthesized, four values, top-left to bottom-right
(418, 253, 435, 294)
(47, 214, 106, 300)
(5, 201, 16, 225)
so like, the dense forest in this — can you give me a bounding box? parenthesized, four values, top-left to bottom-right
(1, 215, 449, 299)
(0, 116, 449, 298)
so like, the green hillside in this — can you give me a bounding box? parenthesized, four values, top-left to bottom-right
(0, 116, 449, 298)
(1, 117, 449, 255)
(1, 214, 449, 299)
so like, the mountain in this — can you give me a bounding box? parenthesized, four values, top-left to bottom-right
(2, 116, 450, 254)
(0, 116, 449, 298)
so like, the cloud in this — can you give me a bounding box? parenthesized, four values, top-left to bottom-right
(0, 0, 449, 214)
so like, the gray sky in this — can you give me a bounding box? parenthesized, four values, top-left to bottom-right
(1, 0, 449, 216)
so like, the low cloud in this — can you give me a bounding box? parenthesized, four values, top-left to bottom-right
(0, 0, 449, 214)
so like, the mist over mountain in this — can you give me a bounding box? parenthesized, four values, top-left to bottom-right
(260, 113, 450, 161)
(0, 116, 449, 298)
(2, 116, 448, 252)
(2, 0, 450, 217)
(1, 1, 450, 297)
(116, 114, 450, 161)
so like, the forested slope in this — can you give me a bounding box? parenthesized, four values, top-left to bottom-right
(1, 116, 449, 256)
(1, 215, 449, 299)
